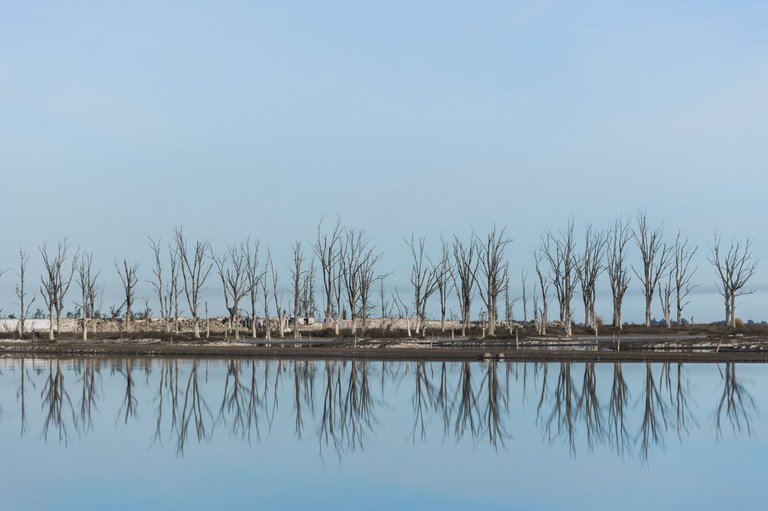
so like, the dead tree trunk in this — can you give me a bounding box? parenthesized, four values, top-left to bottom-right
(75, 253, 98, 341)
(174, 227, 212, 339)
(534, 250, 549, 335)
(291, 242, 305, 340)
(116, 260, 139, 333)
(16, 248, 34, 339)
(313, 218, 342, 328)
(575, 225, 607, 333)
(543, 219, 575, 336)
(633, 211, 671, 327)
(607, 218, 631, 330)
(39, 241, 77, 341)
(452, 236, 479, 337)
(709, 235, 758, 329)
(672, 233, 698, 326)
(476, 226, 511, 337)
(435, 239, 453, 332)
(245, 241, 263, 339)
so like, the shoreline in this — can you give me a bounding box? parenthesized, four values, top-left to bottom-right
(2, 338, 768, 363)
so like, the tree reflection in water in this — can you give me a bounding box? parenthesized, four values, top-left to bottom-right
(2, 358, 759, 462)
(608, 362, 630, 456)
(715, 363, 756, 437)
(41, 360, 76, 443)
(177, 360, 213, 454)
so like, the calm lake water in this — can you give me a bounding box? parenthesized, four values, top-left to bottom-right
(0, 357, 765, 510)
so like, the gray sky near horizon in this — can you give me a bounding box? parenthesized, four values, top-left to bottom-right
(0, 1, 767, 322)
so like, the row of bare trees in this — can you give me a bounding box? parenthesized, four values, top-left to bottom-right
(529, 211, 757, 335)
(0, 214, 761, 340)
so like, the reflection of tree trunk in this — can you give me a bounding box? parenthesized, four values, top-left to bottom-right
(482, 360, 508, 447)
(576, 363, 603, 450)
(715, 363, 755, 436)
(220, 360, 246, 437)
(639, 363, 669, 462)
(177, 361, 212, 455)
(18, 358, 28, 436)
(454, 362, 480, 441)
(42, 360, 76, 443)
(608, 363, 630, 456)
(412, 362, 434, 441)
(79, 359, 99, 431)
(119, 360, 138, 424)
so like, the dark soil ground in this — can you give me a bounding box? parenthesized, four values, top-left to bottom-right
(2, 324, 768, 363)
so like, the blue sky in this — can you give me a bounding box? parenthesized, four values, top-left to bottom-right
(0, 1, 767, 321)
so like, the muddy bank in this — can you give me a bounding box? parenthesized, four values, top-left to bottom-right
(2, 338, 768, 363)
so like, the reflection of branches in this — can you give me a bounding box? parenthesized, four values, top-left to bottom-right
(715, 363, 755, 437)
(576, 363, 603, 450)
(319, 361, 375, 457)
(219, 360, 247, 437)
(41, 360, 77, 444)
(79, 359, 100, 431)
(17, 357, 33, 437)
(662, 363, 696, 439)
(117, 360, 138, 424)
(435, 362, 452, 438)
(319, 361, 340, 451)
(245, 361, 262, 441)
(177, 361, 213, 455)
(639, 363, 669, 462)
(412, 362, 435, 441)
(153, 359, 180, 444)
(480, 360, 508, 448)
(453, 362, 480, 441)
(607, 363, 630, 456)
(293, 361, 316, 440)
(540, 363, 577, 455)
(340, 361, 374, 451)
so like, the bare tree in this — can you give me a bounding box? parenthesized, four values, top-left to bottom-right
(116, 260, 139, 333)
(520, 270, 529, 323)
(313, 218, 343, 327)
(244, 240, 263, 339)
(261, 252, 273, 340)
(575, 225, 607, 333)
(709, 235, 759, 328)
(358, 246, 383, 336)
(269, 252, 285, 338)
(339, 228, 373, 337)
(168, 248, 182, 335)
(658, 270, 673, 327)
(16, 248, 34, 338)
(148, 236, 170, 333)
(406, 235, 439, 335)
(451, 235, 479, 337)
(606, 218, 632, 330)
(672, 233, 698, 326)
(39, 241, 78, 340)
(543, 219, 576, 336)
(393, 289, 413, 337)
(633, 211, 672, 327)
(301, 259, 317, 323)
(213, 241, 250, 341)
(534, 250, 549, 335)
(476, 226, 511, 337)
(290, 242, 306, 340)
(378, 277, 391, 335)
(75, 252, 99, 340)
(174, 227, 212, 338)
(435, 239, 453, 332)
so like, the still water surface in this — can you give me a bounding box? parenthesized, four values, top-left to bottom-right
(0, 358, 765, 510)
